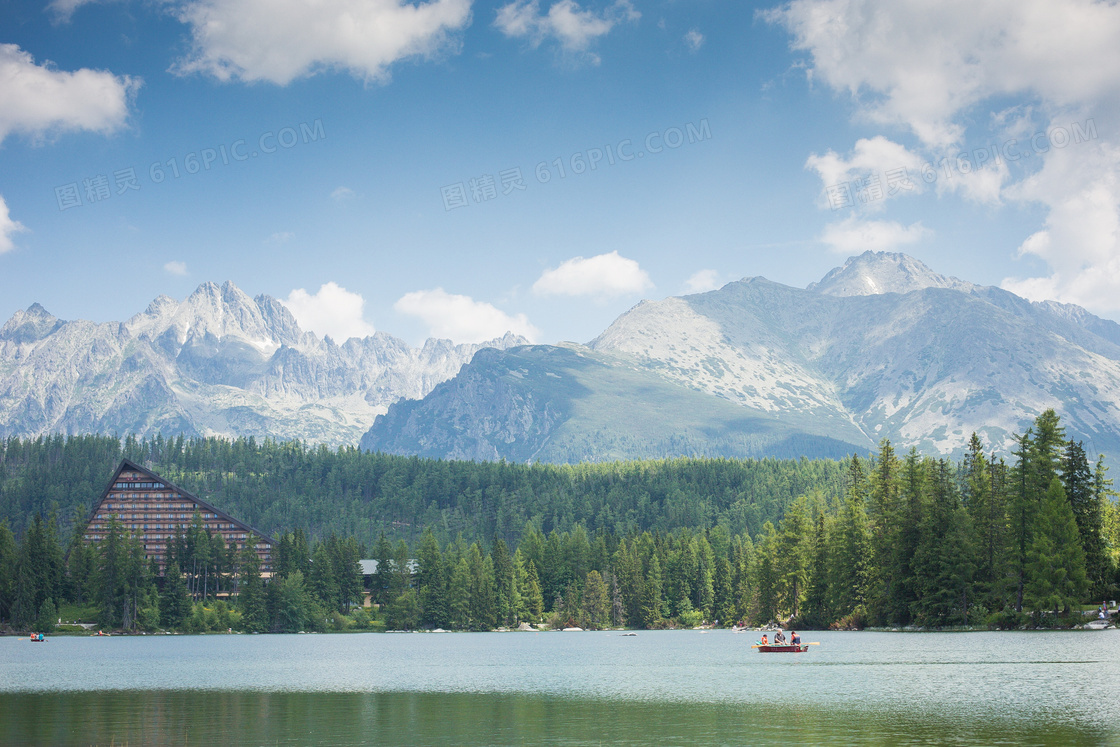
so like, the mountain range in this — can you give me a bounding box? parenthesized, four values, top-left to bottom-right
(7, 251, 1120, 465)
(362, 251, 1120, 464)
(0, 282, 525, 446)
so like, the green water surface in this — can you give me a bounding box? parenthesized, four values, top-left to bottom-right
(2, 629, 1117, 746)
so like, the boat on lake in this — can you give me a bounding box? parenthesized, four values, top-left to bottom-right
(755, 643, 809, 653)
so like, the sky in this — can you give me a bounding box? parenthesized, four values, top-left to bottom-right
(2, 0, 1119, 346)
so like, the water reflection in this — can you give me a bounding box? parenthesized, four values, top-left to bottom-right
(2, 690, 1110, 746)
(2, 630, 1118, 746)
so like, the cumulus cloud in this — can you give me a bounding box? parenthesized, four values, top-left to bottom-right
(282, 282, 377, 341)
(174, 0, 472, 85)
(533, 251, 653, 298)
(683, 29, 704, 53)
(0, 196, 27, 254)
(163, 260, 189, 276)
(806, 136, 925, 204)
(0, 44, 139, 144)
(1001, 138, 1120, 312)
(394, 288, 538, 343)
(684, 269, 720, 294)
(495, 0, 639, 62)
(820, 217, 930, 255)
(764, 0, 1120, 148)
(768, 0, 1120, 312)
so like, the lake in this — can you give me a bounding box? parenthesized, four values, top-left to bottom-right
(2, 629, 1118, 745)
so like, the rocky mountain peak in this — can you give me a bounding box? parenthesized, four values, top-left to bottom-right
(0, 302, 64, 343)
(808, 251, 976, 297)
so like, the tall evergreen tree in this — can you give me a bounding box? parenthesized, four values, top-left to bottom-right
(639, 554, 663, 628)
(236, 543, 267, 632)
(416, 530, 447, 628)
(160, 560, 192, 629)
(1025, 478, 1089, 616)
(1062, 441, 1108, 596)
(521, 559, 544, 622)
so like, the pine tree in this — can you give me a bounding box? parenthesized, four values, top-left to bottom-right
(467, 543, 497, 630)
(491, 537, 515, 627)
(160, 560, 192, 628)
(448, 557, 472, 630)
(754, 522, 780, 625)
(639, 554, 663, 628)
(236, 543, 267, 632)
(829, 457, 872, 623)
(1062, 441, 1108, 596)
(580, 570, 610, 629)
(1025, 478, 1089, 616)
(0, 521, 16, 624)
(521, 559, 544, 622)
(417, 530, 447, 628)
(371, 533, 394, 606)
(799, 513, 830, 628)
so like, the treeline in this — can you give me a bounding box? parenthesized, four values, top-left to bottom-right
(0, 510, 366, 634)
(0, 434, 846, 547)
(351, 412, 1120, 631)
(2, 412, 1120, 636)
(2, 412, 1118, 634)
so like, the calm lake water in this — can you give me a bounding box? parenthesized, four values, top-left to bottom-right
(2, 629, 1118, 746)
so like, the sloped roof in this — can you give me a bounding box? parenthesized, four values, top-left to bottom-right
(88, 458, 276, 545)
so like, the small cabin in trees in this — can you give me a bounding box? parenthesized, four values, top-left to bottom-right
(83, 458, 274, 574)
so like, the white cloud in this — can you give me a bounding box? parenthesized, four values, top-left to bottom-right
(533, 250, 653, 298)
(163, 260, 189, 276)
(47, 0, 98, 22)
(684, 269, 720, 294)
(820, 217, 930, 255)
(394, 288, 539, 343)
(0, 196, 27, 254)
(683, 29, 704, 53)
(266, 231, 294, 244)
(806, 135, 925, 204)
(769, 0, 1120, 309)
(495, 0, 639, 62)
(174, 0, 472, 85)
(330, 186, 355, 201)
(282, 282, 377, 341)
(1001, 138, 1120, 312)
(0, 44, 139, 144)
(764, 0, 1120, 148)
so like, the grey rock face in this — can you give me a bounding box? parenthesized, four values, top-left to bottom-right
(0, 282, 526, 446)
(365, 252, 1120, 463)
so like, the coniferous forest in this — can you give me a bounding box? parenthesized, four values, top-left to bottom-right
(0, 409, 1117, 634)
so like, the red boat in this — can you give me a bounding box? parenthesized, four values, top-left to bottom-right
(755, 644, 808, 653)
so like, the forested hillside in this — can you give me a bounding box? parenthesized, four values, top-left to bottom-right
(1, 412, 1118, 634)
(0, 434, 847, 547)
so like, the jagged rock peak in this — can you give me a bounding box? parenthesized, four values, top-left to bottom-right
(808, 251, 977, 297)
(0, 303, 65, 343)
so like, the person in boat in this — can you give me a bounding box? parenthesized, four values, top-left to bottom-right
(790, 631, 801, 645)
(760, 634, 768, 646)
(773, 630, 786, 645)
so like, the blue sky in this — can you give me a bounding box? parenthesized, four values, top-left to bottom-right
(2, 0, 1119, 346)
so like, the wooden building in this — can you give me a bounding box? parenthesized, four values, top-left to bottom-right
(83, 459, 274, 574)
